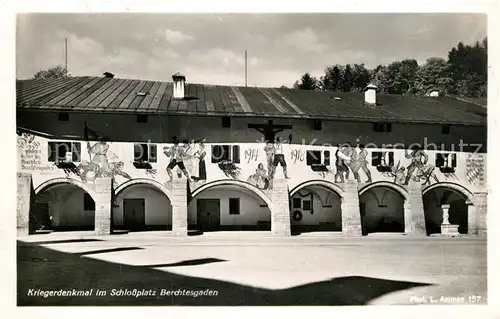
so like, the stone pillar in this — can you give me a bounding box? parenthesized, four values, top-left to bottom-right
(342, 181, 362, 236)
(271, 178, 291, 236)
(467, 201, 478, 235)
(441, 204, 460, 236)
(405, 184, 427, 236)
(171, 179, 188, 236)
(17, 173, 33, 236)
(93, 178, 113, 236)
(472, 192, 487, 236)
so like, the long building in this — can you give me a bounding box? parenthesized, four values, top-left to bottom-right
(16, 73, 487, 237)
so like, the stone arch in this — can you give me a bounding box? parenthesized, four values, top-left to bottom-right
(190, 179, 272, 208)
(422, 182, 474, 204)
(35, 177, 98, 202)
(358, 181, 408, 200)
(422, 182, 474, 235)
(289, 180, 344, 198)
(114, 178, 173, 201)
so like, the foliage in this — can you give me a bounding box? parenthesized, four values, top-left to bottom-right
(291, 38, 487, 98)
(32, 65, 70, 80)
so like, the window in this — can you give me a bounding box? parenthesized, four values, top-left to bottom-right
(83, 193, 95, 211)
(137, 114, 148, 123)
(373, 123, 392, 132)
(48, 141, 81, 162)
(302, 200, 311, 211)
(306, 150, 322, 166)
(229, 198, 240, 215)
(313, 119, 322, 130)
(372, 151, 394, 168)
(222, 116, 231, 128)
(306, 150, 330, 166)
(211, 144, 240, 163)
(133, 144, 157, 163)
(436, 153, 457, 170)
(292, 198, 302, 209)
(442, 125, 451, 134)
(58, 112, 70, 121)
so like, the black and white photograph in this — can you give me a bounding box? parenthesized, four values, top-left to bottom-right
(3, 2, 498, 317)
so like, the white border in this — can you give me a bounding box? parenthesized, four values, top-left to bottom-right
(1, 1, 498, 318)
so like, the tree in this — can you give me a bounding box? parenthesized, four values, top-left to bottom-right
(352, 63, 371, 92)
(32, 65, 69, 80)
(321, 64, 344, 91)
(447, 38, 487, 97)
(340, 64, 354, 92)
(293, 73, 318, 90)
(414, 57, 453, 95)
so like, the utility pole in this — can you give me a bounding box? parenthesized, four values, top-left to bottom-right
(65, 37, 68, 77)
(245, 50, 247, 87)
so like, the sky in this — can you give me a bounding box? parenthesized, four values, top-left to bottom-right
(16, 13, 487, 87)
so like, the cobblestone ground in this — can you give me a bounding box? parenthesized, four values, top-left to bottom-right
(17, 233, 487, 306)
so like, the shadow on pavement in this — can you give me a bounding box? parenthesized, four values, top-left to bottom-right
(142, 258, 227, 268)
(17, 241, 432, 306)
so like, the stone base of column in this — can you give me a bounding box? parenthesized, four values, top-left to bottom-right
(271, 179, 291, 236)
(172, 179, 188, 236)
(441, 224, 460, 236)
(342, 181, 362, 236)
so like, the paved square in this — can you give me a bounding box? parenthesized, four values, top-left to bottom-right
(17, 234, 487, 306)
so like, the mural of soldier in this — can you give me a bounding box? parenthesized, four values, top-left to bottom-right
(348, 143, 373, 183)
(165, 137, 191, 183)
(404, 146, 438, 185)
(263, 142, 275, 175)
(334, 143, 351, 183)
(270, 136, 290, 179)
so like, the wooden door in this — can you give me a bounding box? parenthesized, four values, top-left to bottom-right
(123, 198, 145, 231)
(197, 199, 221, 231)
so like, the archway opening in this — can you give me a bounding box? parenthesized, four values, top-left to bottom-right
(113, 183, 172, 232)
(359, 186, 405, 235)
(290, 185, 342, 235)
(189, 184, 271, 233)
(423, 187, 469, 235)
(34, 183, 96, 232)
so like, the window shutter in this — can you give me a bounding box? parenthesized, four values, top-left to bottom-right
(72, 142, 81, 162)
(371, 152, 381, 166)
(211, 145, 222, 163)
(306, 151, 314, 166)
(451, 153, 457, 167)
(48, 142, 56, 162)
(232, 145, 240, 163)
(388, 152, 394, 166)
(134, 144, 142, 161)
(149, 144, 157, 162)
(435, 153, 445, 167)
(323, 150, 330, 166)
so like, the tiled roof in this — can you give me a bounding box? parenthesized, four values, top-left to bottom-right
(16, 76, 486, 126)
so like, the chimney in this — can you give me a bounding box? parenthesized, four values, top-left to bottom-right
(103, 72, 115, 78)
(172, 72, 186, 99)
(363, 83, 378, 105)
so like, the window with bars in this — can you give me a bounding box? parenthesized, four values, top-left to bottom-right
(306, 150, 330, 166)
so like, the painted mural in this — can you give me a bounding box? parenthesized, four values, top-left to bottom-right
(17, 132, 485, 198)
(77, 140, 132, 183)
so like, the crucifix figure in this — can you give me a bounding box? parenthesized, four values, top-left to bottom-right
(248, 120, 292, 143)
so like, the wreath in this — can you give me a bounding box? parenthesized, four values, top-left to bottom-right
(292, 210, 303, 221)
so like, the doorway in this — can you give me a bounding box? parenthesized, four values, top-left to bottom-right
(123, 198, 146, 231)
(197, 199, 221, 231)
